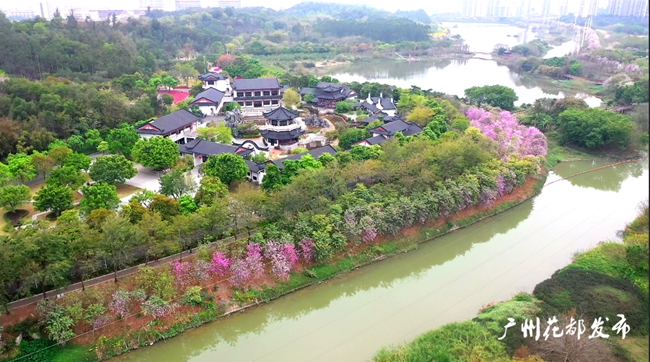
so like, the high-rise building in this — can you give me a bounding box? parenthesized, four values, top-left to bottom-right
(218, 0, 241, 8)
(175, 0, 201, 10)
(541, 0, 552, 17)
(558, 0, 570, 15)
(462, 0, 489, 17)
(608, 0, 648, 17)
(578, 0, 598, 17)
(139, 0, 165, 10)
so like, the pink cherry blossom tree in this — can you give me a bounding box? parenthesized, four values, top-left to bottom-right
(210, 252, 231, 277)
(299, 238, 314, 263)
(264, 241, 292, 280)
(245, 243, 265, 280)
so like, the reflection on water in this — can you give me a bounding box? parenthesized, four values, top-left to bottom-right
(331, 59, 602, 106)
(440, 22, 536, 53)
(115, 160, 648, 362)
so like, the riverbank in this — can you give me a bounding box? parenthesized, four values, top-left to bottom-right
(1, 169, 548, 361)
(373, 201, 649, 362)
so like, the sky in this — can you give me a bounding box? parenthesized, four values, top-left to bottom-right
(9, 0, 604, 16)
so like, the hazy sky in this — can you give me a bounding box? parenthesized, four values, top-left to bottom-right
(10, 0, 604, 15)
(11, 0, 465, 13)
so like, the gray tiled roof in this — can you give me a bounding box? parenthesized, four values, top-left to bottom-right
(191, 88, 225, 105)
(137, 109, 201, 135)
(179, 139, 252, 157)
(233, 78, 281, 91)
(263, 106, 300, 121)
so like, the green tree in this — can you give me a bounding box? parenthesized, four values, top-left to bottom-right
(338, 128, 371, 149)
(7, 153, 37, 184)
(30, 152, 56, 180)
(149, 194, 180, 221)
(89, 155, 137, 184)
(66, 135, 85, 152)
(202, 153, 248, 185)
(283, 88, 300, 108)
(557, 108, 636, 150)
(0, 185, 31, 213)
(106, 123, 140, 158)
(80, 183, 121, 215)
(261, 164, 283, 192)
(0, 163, 12, 186)
(46, 166, 86, 190)
(100, 216, 146, 282)
(303, 93, 315, 103)
(42, 304, 75, 343)
(197, 124, 234, 144)
(335, 101, 353, 113)
(23, 226, 72, 298)
(194, 175, 229, 206)
(63, 153, 92, 171)
(132, 137, 180, 169)
(464, 85, 519, 111)
(159, 168, 197, 199)
(48, 146, 73, 166)
(85, 130, 103, 150)
(178, 194, 199, 214)
(34, 185, 74, 216)
(406, 106, 435, 127)
(97, 141, 109, 154)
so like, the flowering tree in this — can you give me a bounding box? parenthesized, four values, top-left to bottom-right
(210, 252, 231, 277)
(171, 261, 193, 287)
(264, 241, 291, 279)
(108, 289, 131, 319)
(283, 244, 299, 268)
(192, 260, 211, 284)
(245, 243, 265, 280)
(466, 108, 547, 159)
(230, 259, 251, 287)
(299, 238, 314, 263)
(141, 296, 175, 318)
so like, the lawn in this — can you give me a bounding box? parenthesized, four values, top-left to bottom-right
(616, 336, 649, 362)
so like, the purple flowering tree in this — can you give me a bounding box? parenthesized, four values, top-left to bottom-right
(283, 244, 299, 268)
(171, 261, 192, 287)
(192, 260, 211, 284)
(108, 289, 131, 319)
(230, 259, 251, 287)
(210, 252, 231, 277)
(264, 241, 292, 280)
(466, 108, 547, 160)
(299, 238, 314, 263)
(245, 243, 265, 280)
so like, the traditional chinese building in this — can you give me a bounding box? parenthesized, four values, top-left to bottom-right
(355, 93, 397, 116)
(355, 119, 423, 146)
(232, 78, 283, 117)
(190, 88, 226, 116)
(178, 139, 254, 167)
(136, 109, 202, 144)
(258, 106, 306, 151)
(198, 72, 230, 93)
(300, 82, 356, 108)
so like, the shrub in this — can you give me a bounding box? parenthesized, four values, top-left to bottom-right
(182, 286, 204, 306)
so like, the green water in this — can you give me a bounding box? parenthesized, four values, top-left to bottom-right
(114, 159, 648, 362)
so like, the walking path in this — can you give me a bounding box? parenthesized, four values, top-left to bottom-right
(6, 231, 251, 311)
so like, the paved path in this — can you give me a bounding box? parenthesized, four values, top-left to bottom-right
(6, 231, 250, 311)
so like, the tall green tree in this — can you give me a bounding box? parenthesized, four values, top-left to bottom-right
(80, 183, 121, 215)
(31, 152, 56, 180)
(89, 155, 137, 184)
(464, 85, 519, 111)
(0, 185, 31, 213)
(557, 108, 635, 150)
(194, 176, 229, 206)
(100, 216, 146, 282)
(197, 125, 234, 144)
(33, 185, 74, 216)
(46, 166, 86, 190)
(21, 225, 72, 298)
(48, 146, 73, 166)
(338, 128, 371, 149)
(131, 137, 180, 169)
(106, 123, 140, 158)
(202, 153, 248, 185)
(0, 163, 12, 186)
(7, 153, 37, 184)
(63, 153, 92, 171)
(159, 168, 197, 199)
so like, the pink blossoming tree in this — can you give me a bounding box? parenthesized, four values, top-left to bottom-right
(210, 252, 231, 277)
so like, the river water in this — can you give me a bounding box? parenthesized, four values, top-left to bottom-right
(114, 159, 649, 362)
(329, 22, 600, 107)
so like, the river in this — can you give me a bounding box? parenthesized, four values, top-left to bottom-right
(113, 158, 649, 362)
(327, 22, 600, 107)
